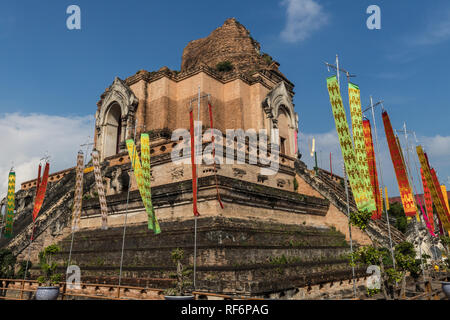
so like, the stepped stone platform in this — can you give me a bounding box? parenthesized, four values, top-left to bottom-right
(33, 216, 365, 296)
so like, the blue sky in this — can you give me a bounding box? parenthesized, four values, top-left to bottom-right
(0, 0, 449, 196)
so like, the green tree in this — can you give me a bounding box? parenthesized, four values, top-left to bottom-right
(0, 249, 16, 279)
(388, 202, 407, 233)
(15, 261, 32, 279)
(0, 249, 16, 297)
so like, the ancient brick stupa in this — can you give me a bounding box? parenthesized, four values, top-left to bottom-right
(1, 18, 403, 298)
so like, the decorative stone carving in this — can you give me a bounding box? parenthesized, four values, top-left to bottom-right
(170, 167, 184, 180)
(277, 179, 286, 188)
(262, 81, 297, 130)
(233, 168, 246, 178)
(257, 174, 268, 183)
(262, 81, 299, 154)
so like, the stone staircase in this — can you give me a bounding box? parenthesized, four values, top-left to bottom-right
(295, 161, 405, 248)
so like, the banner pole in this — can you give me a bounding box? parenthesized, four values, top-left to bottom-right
(325, 55, 357, 297)
(343, 163, 357, 298)
(401, 124, 427, 281)
(371, 100, 396, 268)
(118, 118, 138, 288)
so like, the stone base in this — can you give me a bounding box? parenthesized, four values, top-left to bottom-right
(41, 216, 363, 296)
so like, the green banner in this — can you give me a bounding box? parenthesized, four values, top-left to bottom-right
(4, 171, 16, 238)
(348, 83, 376, 212)
(126, 134, 161, 234)
(326, 76, 370, 212)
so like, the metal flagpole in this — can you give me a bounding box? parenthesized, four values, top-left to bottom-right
(189, 87, 211, 290)
(363, 99, 396, 268)
(23, 154, 50, 282)
(343, 163, 357, 298)
(118, 119, 138, 287)
(399, 124, 426, 282)
(193, 86, 200, 290)
(325, 55, 357, 298)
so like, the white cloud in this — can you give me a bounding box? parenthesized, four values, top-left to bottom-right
(0, 113, 94, 198)
(412, 9, 450, 46)
(299, 129, 450, 196)
(280, 0, 329, 43)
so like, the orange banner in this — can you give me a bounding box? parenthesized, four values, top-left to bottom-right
(382, 111, 416, 216)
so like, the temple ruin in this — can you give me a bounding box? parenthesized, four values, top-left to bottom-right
(0, 18, 405, 299)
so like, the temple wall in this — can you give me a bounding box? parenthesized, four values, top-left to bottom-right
(294, 173, 372, 246)
(128, 72, 275, 146)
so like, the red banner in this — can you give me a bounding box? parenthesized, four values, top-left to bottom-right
(32, 162, 50, 221)
(362, 119, 382, 220)
(421, 168, 435, 233)
(190, 109, 200, 217)
(382, 111, 416, 217)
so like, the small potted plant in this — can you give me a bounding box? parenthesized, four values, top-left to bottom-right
(36, 244, 62, 300)
(164, 248, 194, 300)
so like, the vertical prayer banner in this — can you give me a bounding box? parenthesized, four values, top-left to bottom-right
(32, 162, 50, 221)
(126, 136, 161, 234)
(362, 119, 382, 219)
(349, 84, 376, 213)
(382, 111, 416, 217)
(416, 146, 450, 232)
(3, 172, 16, 238)
(326, 76, 370, 212)
(140, 134, 159, 231)
(92, 150, 108, 230)
(421, 168, 435, 233)
(72, 152, 84, 231)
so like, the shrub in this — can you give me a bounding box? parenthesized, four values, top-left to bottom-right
(37, 244, 62, 286)
(15, 261, 32, 279)
(0, 249, 16, 279)
(349, 210, 372, 230)
(293, 178, 299, 191)
(261, 53, 273, 65)
(164, 248, 193, 296)
(216, 61, 233, 72)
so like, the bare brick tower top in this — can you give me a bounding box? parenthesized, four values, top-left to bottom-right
(181, 18, 273, 75)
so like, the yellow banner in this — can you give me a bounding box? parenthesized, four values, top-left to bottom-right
(327, 76, 370, 212)
(349, 83, 376, 212)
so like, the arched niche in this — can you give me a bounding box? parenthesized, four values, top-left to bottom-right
(95, 77, 138, 161)
(277, 106, 292, 155)
(262, 81, 299, 157)
(103, 102, 122, 158)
